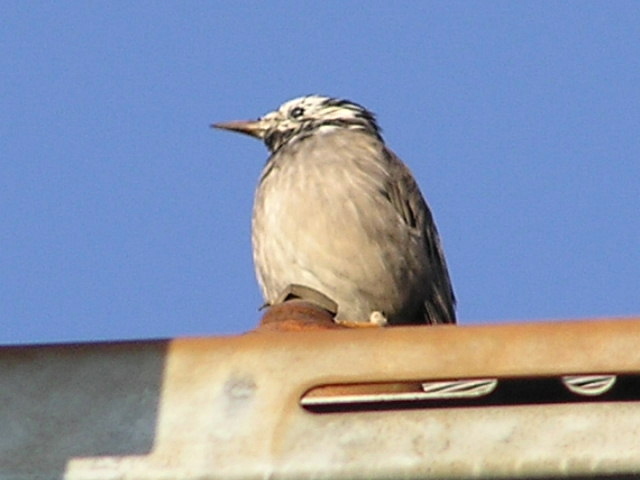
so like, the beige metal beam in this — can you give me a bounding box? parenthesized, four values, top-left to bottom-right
(2, 316, 640, 479)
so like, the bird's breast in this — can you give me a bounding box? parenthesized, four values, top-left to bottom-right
(251, 130, 427, 319)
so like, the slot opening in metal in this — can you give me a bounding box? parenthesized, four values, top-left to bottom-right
(300, 374, 637, 414)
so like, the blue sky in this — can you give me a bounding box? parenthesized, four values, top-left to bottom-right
(2, 2, 639, 344)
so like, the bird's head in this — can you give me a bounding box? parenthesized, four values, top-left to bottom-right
(212, 95, 381, 153)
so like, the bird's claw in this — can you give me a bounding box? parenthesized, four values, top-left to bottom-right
(335, 311, 388, 328)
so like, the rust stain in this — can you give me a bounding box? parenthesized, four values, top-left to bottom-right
(256, 299, 343, 331)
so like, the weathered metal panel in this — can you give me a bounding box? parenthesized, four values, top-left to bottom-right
(1, 317, 640, 479)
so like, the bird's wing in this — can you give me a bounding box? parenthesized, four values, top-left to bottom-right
(383, 147, 457, 324)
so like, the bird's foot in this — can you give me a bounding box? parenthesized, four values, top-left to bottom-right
(369, 311, 389, 326)
(335, 311, 388, 328)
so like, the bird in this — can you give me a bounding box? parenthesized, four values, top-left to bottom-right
(213, 95, 456, 326)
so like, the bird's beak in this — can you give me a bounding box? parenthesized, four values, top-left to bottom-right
(211, 119, 267, 139)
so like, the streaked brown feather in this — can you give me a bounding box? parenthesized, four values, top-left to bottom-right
(382, 147, 457, 324)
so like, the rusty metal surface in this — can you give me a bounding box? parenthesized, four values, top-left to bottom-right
(258, 299, 341, 331)
(1, 316, 640, 479)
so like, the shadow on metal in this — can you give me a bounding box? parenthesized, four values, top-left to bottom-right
(0, 341, 168, 480)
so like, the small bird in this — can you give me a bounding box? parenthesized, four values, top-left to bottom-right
(213, 95, 456, 326)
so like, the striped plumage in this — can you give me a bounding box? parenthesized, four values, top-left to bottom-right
(214, 95, 456, 325)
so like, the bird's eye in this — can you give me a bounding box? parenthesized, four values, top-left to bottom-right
(290, 107, 305, 119)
